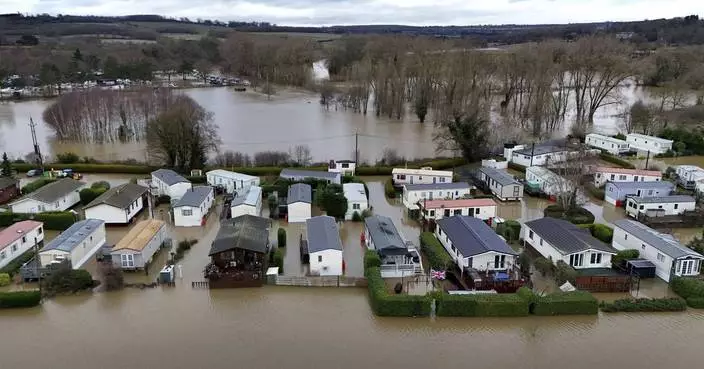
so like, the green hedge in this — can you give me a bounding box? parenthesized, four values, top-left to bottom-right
(271, 248, 284, 274)
(277, 228, 287, 248)
(0, 211, 76, 230)
(670, 277, 704, 300)
(419, 232, 453, 270)
(364, 249, 382, 269)
(686, 297, 704, 309)
(42, 268, 95, 296)
(0, 273, 10, 286)
(185, 175, 207, 184)
(384, 178, 397, 198)
(435, 292, 530, 317)
(578, 223, 614, 243)
(544, 205, 595, 225)
(507, 162, 527, 173)
(0, 249, 35, 276)
(365, 266, 430, 317)
(533, 291, 599, 315)
(599, 297, 687, 312)
(14, 163, 154, 174)
(0, 291, 41, 308)
(496, 220, 521, 242)
(600, 153, 636, 169)
(612, 249, 640, 268)
(80, 187, 108, 205)
(21, 178, 56, 195)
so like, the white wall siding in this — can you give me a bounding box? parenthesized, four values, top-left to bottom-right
(309, 249, 343, 276)
(625, 200, 696, 218)
(511, 151, 567, 167)
(288, 202, 311, 223)
(612, 227, 675, 281)
(626, 134, 673, 154)
(206, 172, 260, 194)
(11, 190, 82, 214)
(586, 134, 630, 155)
(85, 204, 127, 224)
(392, 170, 453, 186)
(424, 205, 496, 221)
(594, 171, 661, 187)
(345, 199, 369, 220)
(0, 226, 44, 270)
(40, 225, 106, 269)
(152, 177, 192, 200)
(231, 204, 261, 218)
(402, 187, 473, 209)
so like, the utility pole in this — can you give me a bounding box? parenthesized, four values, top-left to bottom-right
(34, 237, 41, 296)
(29, 117, 43, 172)
(529, 142, 536, 167)
(354, 131, 359, 164)
(645, 150, 651, 169)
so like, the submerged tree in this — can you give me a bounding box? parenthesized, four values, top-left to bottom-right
(434, 112, 490, 162)
(1, 153, 12, 177)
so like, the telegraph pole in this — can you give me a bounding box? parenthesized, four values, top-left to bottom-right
(354, 131, 359, 164)
(29, 117, 43, 172)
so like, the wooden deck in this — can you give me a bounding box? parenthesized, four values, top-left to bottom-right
(274, 275, 366, 287)
(639, 211, 704, 229)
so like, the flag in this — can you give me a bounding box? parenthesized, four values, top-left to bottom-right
(431, 269, 446, 280)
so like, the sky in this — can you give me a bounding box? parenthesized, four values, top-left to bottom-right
(1, 0, 702, 26)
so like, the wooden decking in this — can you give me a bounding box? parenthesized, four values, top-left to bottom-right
(274, 275, 366, 287)
(639, 211, 704, 229)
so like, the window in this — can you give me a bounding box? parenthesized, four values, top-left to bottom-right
(121, 254, 135, 268)
(619, 175, 627, 180)
(11, 243, 18, 252)
(639, 205, 644, 210)
(429, 210, 435, 216)
(624, 234, 628, 240)
(648, 190, 653, 195)
(21, 235, 26, 243)
(318, 255, 323, 262)
(438, 229, 442, 236)
(657, 253, 665, 262)
(590, 253, 602, 264)
(38, 227, 43, 234)
(451, 245, 456, 253)
(475, 208, 480, 215)
(453, 209, 462, 216)
(569, 254, 584, 267)
(675, 204, 679, 210)
(182, 208, 193, 216)
(0, 251, 5, 260)
(539, 239, 543, 246)
(529, 230, 534, 240)
(641, 244, 646, 250)
(341, 163, 349, 168)
(610, 174, 615, 180)
(439, 177, 446, 183)
(352, 203, 360, 210)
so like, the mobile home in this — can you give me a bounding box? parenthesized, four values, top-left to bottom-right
(585, 133, 630, 155)
(593, 167, 661, 188)
(625, 195, 696, 218)
(626, 133, 673, 154)
(391, 167, 453, 187)
(475, 166, 523, 201)
(604, 181, 674, 207)
(206, 169, 260, 194)
(401, 182, 473, 210)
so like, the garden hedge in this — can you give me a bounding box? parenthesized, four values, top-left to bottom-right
(496, 220, 521, 242)
(532, 291, 599, 315)
(435, 292, 530, 317)
(365, 266, 430, 317)
(599, 297, 687, 312)
(364, 250, 382, 269)
(277, 228, 287, 248)
(0, 211, 76, 230)
(384, 178, 397, 198)
(21, 178, 56, 195)
(0, 273, 10, 287)
(686, 297, 704, 309)
(544, 205, 595, 225)
(0, 291, 41, 308)
(13, 163, 154, 174)
(507, 162, 527, 173)
(0, 249, 35, 277)
(419, 232, 452, 270)
(599, 153, 636, 169)
(670, 277, 704, 300)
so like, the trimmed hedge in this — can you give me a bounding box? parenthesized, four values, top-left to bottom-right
(578, 223, 614, 243)
(0, 249, 35, 276)
(384, 178, 396, 198)
(599, 297, 687, 312)
(496, 220, 521, 242)
(21, 178, 56, 195)
(14, 163, 153, 174)
(277, 228, 287, 248)
(612, 249, 640, 268)
(670, 277, 704, 300)
(533, 291, 599, 315)
(507, 162, 527, 173)
(419, 232, 452, 270)
(365, 266, 430, 317)
(686, 297, 704, 309)
(0, 273, 10, 286)
(600, 153, 636, 169)
(271, 248, 285, 274)
(185, 175, 207, 184)
(0, 291, 41, 308)
(364, 249, 382, 269)
(544, 205, 595, 225)
(435, 292, 530, 317)
(0, 211, 76, 230)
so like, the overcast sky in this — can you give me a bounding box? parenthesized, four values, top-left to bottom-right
(2, 0, 702, 26)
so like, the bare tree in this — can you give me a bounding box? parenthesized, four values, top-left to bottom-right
(290, 144, 313, 166)
(546, 145, 600, 211)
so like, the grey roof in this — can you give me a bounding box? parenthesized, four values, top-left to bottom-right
(0, 177, 17, 189)
(612, 219, 703, 259)
(84, 183, 147, 209)
(629, 195, 696, 204)
(41, 219, 105, 252)
(364, 215, 408, 256)
(232, 186, 262, 207)
(22, 178, 85, 204)
(287, 183, 312, 204)
(151, 169, 189, 186)
(280, 168, 340, 180)
(514, 145, 565, 156)
(209, 215, 271, 255)
(478, 167, 520, 186)
(404, 182, 471, 192)
(608, 181, 674, 190)
(437, 216, 517, 257)
(306, 216, 342, 253)
(174, 186, 213, 207)
(524, 218, 616, 255)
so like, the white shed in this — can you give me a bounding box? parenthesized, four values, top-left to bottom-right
(83, 183, 148, 224)
(9, 178, 85, 213)
(626, 133, 673, 154)
(151, 169, 192, 200)
(231, 185, 263, 218)
(206, 169, 260, 194)
(0, 220, 44, 270)
(305, 216, 343, 276)
(287, 183, 312, 223)
(343, 183, 368, 220)
(39, 219, 106, 269)
(173, 186, 215, 227)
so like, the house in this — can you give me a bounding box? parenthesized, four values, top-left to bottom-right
(328, 159, 356, 176)
(523, 218, 616, 269)
(0, 177, 20, 205)
(525, 166, 569, 197)
(110, 219, 167, 270)
(420, 198, 497, 222)
(401, 182, 473, 210)
(364, 215, 422, 278)
(230, 186, 263, 218)
(9, 178, 85, 213)
(593, 167, 661, 188)
(205, 215, 271, 288)
(391, 167, 453, 187)
(626, 133, 673, 154)
(150, 169, 192, 200)
(206, 169, 260, 194)
(173, 186, 215, 227)
(0, 220, 43, 270)
(343, 183, 368, 220)
(625, 195, 696, 218)
(287, 183, 312, 223)
(585, 133, 631, 155)
(509, 145, 568, 167)
(435, 216, 518, 272)
(280, 168, 341, 185)
(83, 183, 148, 224)
(604, 181, 674, 207)
(475, 166, 523, 201)
(39, 219, 106, 269)
(675, 165, 704, 190)
(304, 216, 343, 276)
(612, 219, 703, 282)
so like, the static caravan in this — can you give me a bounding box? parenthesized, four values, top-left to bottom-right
(604, 181, 674, 207)
(675, 165, 704, 190)
(151, 169, 192, 200)
(39, 219, 106, 269)
(231, 186, 263, 218)
(593, 167, 661, 188)
(476, 166, 523, 201)
(110, 219, 168, 270)
(343, 183, 368, 220)
(401, 182, 473, 210)
(391, 167, 453, 187)
(280, 168, 341, 185)
(626, 133, 673, 154)
(173, 186, 215, 227)
(287, 183, 312, 223)
(364, 215, 422, 278)
(525, 166, 569, 197)
(9, 178, 85, 213)
(420, 198, 497, 222)
(206, 169, 260, 194)
(328, 160, 356, 177)
(585, 133, 631, 155)
(0, 221, 44, 270)
(83, 183, 148, 224)
(304, 216, 343, 276)
(510, 145, 568, 167)
(625, 195, 696, 218)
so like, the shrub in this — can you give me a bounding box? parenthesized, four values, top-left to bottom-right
(599, 297, 687, 312)
(351, 211, 362, 222)
(98, 263, 124, 291)
(155, 195, 171, 205)
(0, 291, 41, 308)
(554, 261, 577, 285)
(277, 228, 287, 248)
(435, 292, 530, 317)
(365, 266, 430, 316)
(544, 205, 595, 225)
(270, 248, 284, 274)
(670, 277, 704, 300)
(364, 249, 382, 269)
(533, 257, 554, 276)
(384, 178, 396, 198)
(91, 181, 111, 190)
(41, 266, 95, 297)
(419, 232, 452, 270)
(533, 291, 599, 315)
(0, 211, 76, 230)
(173, 239, 197, 262)
(599, 153, 636, 169)
(0, 249, 35, 276)
(21, 178, 56, 195)
(56, 152, 80, 164)
(497, 220, 521, 242)
(686, 297, 704, 309)
(0, 273, 10, 286)
(590, 223, 614, 243)
(585, 183, 605, 200)
(185, 175, 207, 184)
(80, 187, 108, 205)
(612, 249, 640, 268)
(507, 162, 527, 172)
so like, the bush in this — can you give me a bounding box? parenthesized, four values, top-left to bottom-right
(41, 266, 95, 297)
(56, 152, 80, 164)
(155, 195, 171, 205)
(670, 277, 704, 300)
(612, 249, 640, 268)
(599, 153, 636, 169)
(80, 187, 108, 205)
(599, 297, 687, 312)
(435, 292, 530, 317)
(554, 260, 577, 285)
(21, 178, 56, 194)
(0, 273, 10, 286)
(533, 291, 599, 315)
(173, 239, 197, 262)
(0, 211, 76, 230)
(364, 249, 382, 269)
(384, 178, 396, 198)
(277, 228, 287, 248)
(270, 248, 284, 274)
(0, 291, 41, 308)
(533, 257, 554, 276)
(496, 220, 521, 242)
(351, 211, 362, 222)
(91, 181, 110, 190)
(419, 232, 452, 270)
(185, 175, 207, 184)
(0, 249, 35, 276)
(365, 266, 430, 317)
(686, 297, 704, 308)
(590, 223, 614, 243)
(98, 263, 124, 291)
(585, 183, 605, 200)
(544, 205, 595, 225)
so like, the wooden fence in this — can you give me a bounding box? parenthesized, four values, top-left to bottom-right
(575, 275, 633, 293)
(274, 275, 366, 287)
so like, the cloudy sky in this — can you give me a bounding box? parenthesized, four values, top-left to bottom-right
(1, 0, 702, 26)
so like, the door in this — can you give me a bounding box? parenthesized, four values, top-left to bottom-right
(429, 191, 433, 200)
(637, 190, 641, 196)
(680, 260, 695, 276)
(634, 176, 639, 182)
(433, 177, 436, 184)
(467, 208, 475, 217)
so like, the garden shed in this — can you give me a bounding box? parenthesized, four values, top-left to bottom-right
(625, 259, 657, 279)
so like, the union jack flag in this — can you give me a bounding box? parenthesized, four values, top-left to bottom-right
(431, 269, 446, 280)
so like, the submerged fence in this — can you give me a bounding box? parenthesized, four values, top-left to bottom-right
(274, 275, 366, 287)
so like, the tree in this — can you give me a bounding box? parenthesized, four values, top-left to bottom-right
(98, 262, 124, 291)
(72, 48, 83, 62)
(290, 144, 312, 167)
(434, 112, 489, 162)
(629, 100, 658, 134)
(1, 153, 12, 177)
(545, 145, 600, 211)
(318, 188, 348, 220)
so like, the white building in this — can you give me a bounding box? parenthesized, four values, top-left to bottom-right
(509, 145, 569, 167)
(675, 165, 704, 190)
(151, 169, 192, 200)
(476, 166, 523, 201)
(0, 221, 44, 270)
(523, 218, 616, 269)
(625, 195, 696, 218)
(480, 158, 509, 170)
(206, 169, 260, 194)
(39, 219, 106, 269)
(343, 183, 368, 220)
(525, 166, 569, 197)
(364, 215, 422, 278)
(9, 178, 85, 213)
(305, 216, 343, 276)
(110, 219, 168, 270)
(230, 185, 263, 218)
(328, 160, 356, 177)
(626, 133, 673, 154)
(420, 198, 497, 222)
(435, 216, 518, 271)
(593, 167, 662, 188)
(604, 181, 674, 206)
(287, 183, 312, 223)
(173, 186, 215, 227)
(391, 167, 453, 187)
(585, 133, 631, 155)
(83, 183, 148, 224)
(612, 219, 702, 282)
(280, 168, 341, 185)
(402, 182, 473, 210)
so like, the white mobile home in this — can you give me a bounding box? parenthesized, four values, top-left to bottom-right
(604, 181, 674, 206)
(612, 219, 702, 282)
(364, 215, 422, 278)
(9, 178, 85, 213)
(111, 219, 168, 270)
(625, 195, 696, 218)
(39, 219, 106, 269)
(343, 183, 368, 220)
(402, 182, 473, 210)
(173, 186, 215, 227)
(476, 166, 523, 201)
(626, 133, 673, 154)
(391, 167, 453, 187)
(151, 169, 192, 200)
(230, 185, 263, 218)
(420, 198, 497, 222)
(523, 218, 616, 269)
(675, 165, 704, 190)
(510, 145, 568, 167)
(593, 167, 661, 188)
(305, 216, 343, 276)
(328, 160, 356, 177)
(83, 183, 148, 224)
(206, 169, 260, 194)
(280, 168, 341, 185)
(0, 221, 44, 270)
(585, 133, 631, 155)
(287, 183, 312, 223)
(525, 166, 569, 197)
(435, 216, 517, 271)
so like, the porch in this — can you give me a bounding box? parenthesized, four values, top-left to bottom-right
(204, 248, 266, 288)
(379, 247, 423, 278)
